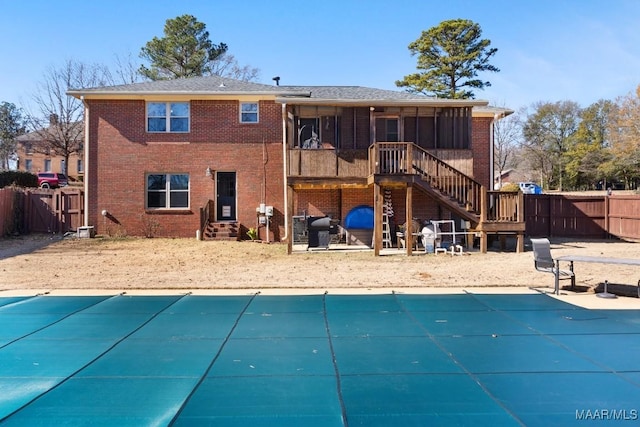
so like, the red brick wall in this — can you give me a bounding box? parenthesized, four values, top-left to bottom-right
(86, 99, 284, 238)
(471, 117, 492, 189)
(292, 187, 448, 229)
(340, 188, 372, 218)
(294, 189, 342, 218)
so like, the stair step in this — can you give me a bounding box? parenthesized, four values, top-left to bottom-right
(202, 221, 240, 241)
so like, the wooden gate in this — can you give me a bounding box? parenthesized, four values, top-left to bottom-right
(24, 188, 84, 233)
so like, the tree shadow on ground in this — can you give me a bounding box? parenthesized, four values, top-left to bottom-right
(0, 234, 63, 260)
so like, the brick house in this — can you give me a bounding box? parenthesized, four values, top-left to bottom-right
(68, 76, 523, 252)
(15, 125, 84, 180)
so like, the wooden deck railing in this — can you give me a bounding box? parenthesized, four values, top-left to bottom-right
(484, 191, 523, 222)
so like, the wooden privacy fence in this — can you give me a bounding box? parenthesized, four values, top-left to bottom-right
(607, 195, 640, 240)
(525, 194, 640, 240)
(0, 187, 84, 235)
(0, 188, 16, 236)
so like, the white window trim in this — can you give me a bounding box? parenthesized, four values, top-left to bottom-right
(240, 102, 259, 123)
(146, 102, 190, 133)
(146, 173, 190, 210)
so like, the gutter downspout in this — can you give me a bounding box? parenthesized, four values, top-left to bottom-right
(81, 96, 89, 227)
(281, 103, 288, 241)
(490, 113, 500, 190)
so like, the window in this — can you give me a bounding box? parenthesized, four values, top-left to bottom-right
(60, 159, 66, 172)
(146, 173, 190, 209)
(240, 102, 258, 123)
(147, 102, 190, 132)
(77, 159, 83, 173)
(375, 118, 399, 142)
(25, 159, 32, 172)
(44, 159, 51, 171)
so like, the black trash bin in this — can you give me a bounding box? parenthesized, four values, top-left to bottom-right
(307, 216, 336, 250)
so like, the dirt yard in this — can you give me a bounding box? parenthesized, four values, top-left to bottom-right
(1, 234, 639, 293)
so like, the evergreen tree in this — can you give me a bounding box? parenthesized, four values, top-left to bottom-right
(0, 102, 25, 170)
(396, 19, 499, 99)
(139, 14, 228, 80)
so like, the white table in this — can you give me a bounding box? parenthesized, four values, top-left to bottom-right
(554, 255, 640, 297)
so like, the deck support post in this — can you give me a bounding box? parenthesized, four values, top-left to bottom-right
(406, 184, 413, 256)
(374, 183, 382, 256)
(286, 185, 294, 254)
(479, 186, 488, 253)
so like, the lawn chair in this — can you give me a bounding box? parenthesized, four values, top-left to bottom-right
(531, 238, 575, 288)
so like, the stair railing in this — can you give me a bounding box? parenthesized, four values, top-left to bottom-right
(410, 144, 482, 215)
(199, 199, 212, 240)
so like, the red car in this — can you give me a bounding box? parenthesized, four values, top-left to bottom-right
(37, 172, 68, 189)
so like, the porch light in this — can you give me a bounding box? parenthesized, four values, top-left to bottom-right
(205, 167, 212, 177)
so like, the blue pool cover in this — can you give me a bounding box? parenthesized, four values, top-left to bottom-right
(0, 293, 639, 426)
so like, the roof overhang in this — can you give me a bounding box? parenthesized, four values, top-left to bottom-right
(274, 97, 490, 108)
(66, 90, 311, 101)
(67, 89, 513, 118)
(472, 107, 514, 118)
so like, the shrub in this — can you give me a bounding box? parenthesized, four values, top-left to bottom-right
(139, 214, 161, 238)
(246, 227, 258, 240)
(0, 171, 37, 188)
(500, 182, 520, 192)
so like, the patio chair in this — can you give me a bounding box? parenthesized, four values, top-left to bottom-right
(531, 238, 575, 285)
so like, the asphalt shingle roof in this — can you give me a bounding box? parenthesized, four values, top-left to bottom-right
(68, 75, 508, 112)
(71, 76, 438, 101)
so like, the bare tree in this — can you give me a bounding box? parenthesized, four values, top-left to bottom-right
(608, 86, 640, 189)
(493, 110, 521, 189)
(28, 60, 112, 176)
(209, 53, 260, 82)
(112, 52, 146, 85)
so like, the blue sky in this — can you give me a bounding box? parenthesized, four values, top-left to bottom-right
(2, 0, 640, 113)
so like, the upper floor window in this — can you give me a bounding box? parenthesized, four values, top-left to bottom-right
(240, 102, 258, 123)
(146, 173, 190, 209)
(147, 102, 190, 133)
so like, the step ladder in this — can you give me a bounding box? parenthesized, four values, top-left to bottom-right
(382, 210, 392, 248)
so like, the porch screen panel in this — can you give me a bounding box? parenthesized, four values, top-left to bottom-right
(404, 117, 435, 149)
(437, 107, 471, 149)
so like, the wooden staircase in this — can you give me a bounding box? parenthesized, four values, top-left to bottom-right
(202, 221, 240, 241)
(369, 142, 525, 252)
(409, 145, 481, 224)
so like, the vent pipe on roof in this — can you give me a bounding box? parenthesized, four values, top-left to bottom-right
(272, 76, 280, 86)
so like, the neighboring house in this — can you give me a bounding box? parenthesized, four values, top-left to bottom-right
(15, 118, 84, 180)
(68, 76, 523, 252)
(494, 168, 513, 189)
(495, 169, 534, 190)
